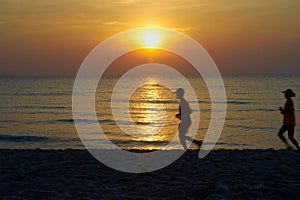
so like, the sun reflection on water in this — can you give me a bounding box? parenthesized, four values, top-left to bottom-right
(129, 82, 178, 144)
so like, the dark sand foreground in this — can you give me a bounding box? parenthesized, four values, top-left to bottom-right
(1, 149, 300, 199)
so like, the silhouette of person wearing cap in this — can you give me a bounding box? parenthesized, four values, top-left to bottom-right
(278, 89, 300, 150)
(174, 88, 202, 149)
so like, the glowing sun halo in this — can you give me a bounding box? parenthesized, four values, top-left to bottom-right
(144, 32, 159, 48)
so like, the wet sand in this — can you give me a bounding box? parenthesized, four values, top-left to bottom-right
(1, 149, 300, 199)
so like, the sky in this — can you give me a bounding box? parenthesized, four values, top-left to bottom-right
(0, 0, 300, 75)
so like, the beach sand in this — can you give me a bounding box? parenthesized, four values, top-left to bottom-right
(1, 149, 300, 199)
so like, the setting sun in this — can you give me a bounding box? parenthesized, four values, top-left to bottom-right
(144, 32, 159, 48)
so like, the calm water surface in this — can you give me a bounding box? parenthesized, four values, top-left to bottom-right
(0, 74, 299, 150)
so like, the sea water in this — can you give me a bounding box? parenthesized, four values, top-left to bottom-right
(0, 74, 299, 150)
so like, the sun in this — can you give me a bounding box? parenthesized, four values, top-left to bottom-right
(144, 32, 159, 48)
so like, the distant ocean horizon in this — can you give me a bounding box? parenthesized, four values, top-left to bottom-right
(1, 74, 299, 150)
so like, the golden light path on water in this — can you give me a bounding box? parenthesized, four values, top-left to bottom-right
(97, 75, 183, 151)
(98, 61, 202, 152)
(128, 79, 179, 148)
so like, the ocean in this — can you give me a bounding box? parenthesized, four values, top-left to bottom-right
(0, 74, 299, 150)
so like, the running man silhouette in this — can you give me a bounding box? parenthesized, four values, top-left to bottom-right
(174, 88, 202, 149)
(278, 89, 300, 150)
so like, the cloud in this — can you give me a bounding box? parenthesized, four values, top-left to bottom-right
(102, 20, 193, 33)
(102, 21, 120, 25)
(171, 27, 194, 32)
(112, 0, 136, 4)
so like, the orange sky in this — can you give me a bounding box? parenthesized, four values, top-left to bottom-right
(105, 50, 198, 75)
(0, 0, 300, 75)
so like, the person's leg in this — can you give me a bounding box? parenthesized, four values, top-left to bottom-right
(179, 132, 187, 150)
(179, 120, 202, 148)
(287, 125, 300, 149)
(278, 125, 289, 148)
(185, 136, 202, 148)
(185, 136, 193, 142)
(178, 123, 187, 149)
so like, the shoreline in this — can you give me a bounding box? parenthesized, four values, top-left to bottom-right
(1, 149, 300, 199)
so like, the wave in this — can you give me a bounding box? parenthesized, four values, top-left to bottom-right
(197, 100, 252, 105)
(227, 101, 252, 105)
(99, 119, 115, 124)
(227, 143, 251, 147)
(129, 108, 178, 114)
(134, 121, 151, 125)
(204, 142, 251, 147)
(255, 108, 276, 112)
(13, 92, 70, 97)
(129, 99, 177, 104)
(0, 134, 50, 142)
(110, 139, 170, 146)
(55, 119, 74, 123)
(227, 125, 277, 131)
(12, 105, 69, 110)
(57, 119, 116, 124)
(231, 108, 276, 112)
(0, 119, 117, 126)
(0, 120, 17, 123)
(0, 134, 81, 145)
